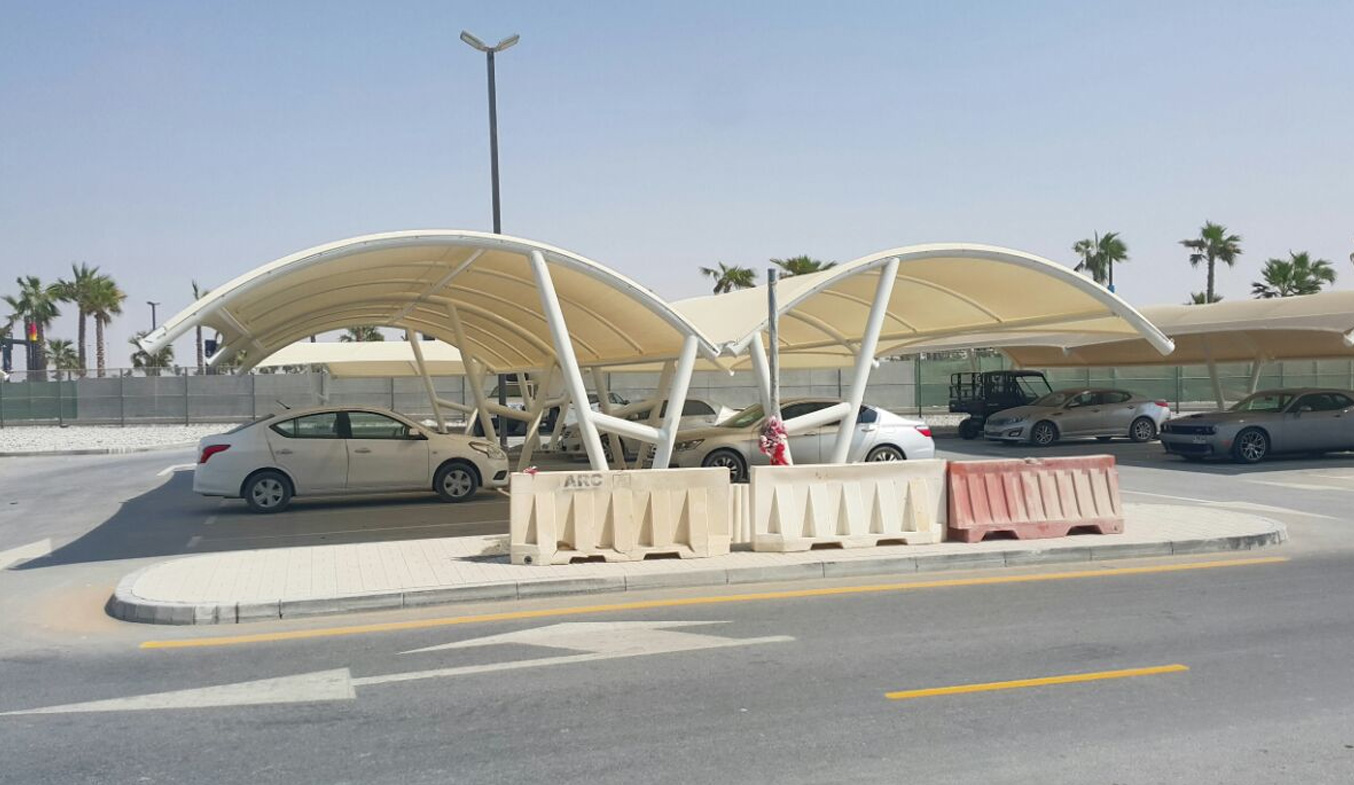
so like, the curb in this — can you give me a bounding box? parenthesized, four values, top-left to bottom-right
(0, 441, 200, 458)
(107, 525, 1288, 626)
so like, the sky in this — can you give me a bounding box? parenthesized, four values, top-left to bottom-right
(2, 0, 1351, 367)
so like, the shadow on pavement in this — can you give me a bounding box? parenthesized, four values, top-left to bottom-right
(17, 471, 510, 570)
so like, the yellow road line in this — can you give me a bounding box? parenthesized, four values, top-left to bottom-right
(139, 555, 1287, 651)
(886, 663, 1189, 701)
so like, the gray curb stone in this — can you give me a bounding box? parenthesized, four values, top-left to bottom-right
(107, 523, 1290, 626)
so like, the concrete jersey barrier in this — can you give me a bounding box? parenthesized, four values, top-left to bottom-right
(510, 467, 732, 565)
(749, 460, 947, 552)
(947, 455, 1124, 543)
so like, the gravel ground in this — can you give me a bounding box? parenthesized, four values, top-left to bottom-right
(0, 424, 239, 454)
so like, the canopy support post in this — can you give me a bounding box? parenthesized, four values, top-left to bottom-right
(749, 332, 774, 413)
(406, 329, 446, 433)
(447, 303, 498, 441)
(528, 250, 608, 471)
(1202, 339, 1226, 410)
(652, 334, 699, 471)
(591, 368, 627, 469)
(1248, 358, 1264, 394)
(636, 360, 675, 469)
(517, 365, 556, 470)
(830, 258, 898, 464)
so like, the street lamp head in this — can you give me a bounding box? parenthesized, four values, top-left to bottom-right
(460, 31, 489, 51)
(495, 34, 520, 52)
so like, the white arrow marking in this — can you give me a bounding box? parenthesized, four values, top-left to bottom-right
(158, 463, 196, 477)
(1, 622, 792, 715)
(0, 670, 355, 716)
(0, 539, 51, 570)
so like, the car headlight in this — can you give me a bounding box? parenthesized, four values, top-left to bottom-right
(469, 440, 507, 460)
(674, 439, 704, 451)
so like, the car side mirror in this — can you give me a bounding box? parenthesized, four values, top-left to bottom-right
(1297, 405, 1313, 414)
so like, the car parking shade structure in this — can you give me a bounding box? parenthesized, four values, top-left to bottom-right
(254, 339, 467, 378)
(910, 290, 1354, 408)
(139, 231, 720, 471)
(676, 243, 1174, 462)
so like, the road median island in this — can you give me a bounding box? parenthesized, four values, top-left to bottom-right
(107, 502, 1287, 626)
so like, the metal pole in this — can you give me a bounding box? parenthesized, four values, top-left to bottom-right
(767, 268, 780, 420)
(56, 370, 64, 426)
(484, 48, 510, 449)
(408, 328, 446, 432)
(830, 258, 898, 464)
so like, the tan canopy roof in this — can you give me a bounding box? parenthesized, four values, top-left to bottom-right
(674, 243, 1173, 368)
(915, 290, 1354, 367)
(254, 339, 466, 377)
(140, 231, 717, 374)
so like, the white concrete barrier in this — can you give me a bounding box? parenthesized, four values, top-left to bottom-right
(730, 483, 752, 546)
(510, 467, 732, 565)
(750, 460, 947, 552)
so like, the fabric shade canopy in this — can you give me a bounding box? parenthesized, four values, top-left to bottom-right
(253, 339, 466, 378)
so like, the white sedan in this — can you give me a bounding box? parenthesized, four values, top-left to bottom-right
(556, 397, 737, 462)
(669, 399, 935, 482)
(195, 406, 510, 513)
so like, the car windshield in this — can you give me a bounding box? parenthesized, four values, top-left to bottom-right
(1032, 391, 1076, 407)
(722, 403, 765, 428)
(1231, 392, 1295, 412)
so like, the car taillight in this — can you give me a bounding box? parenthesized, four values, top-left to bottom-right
(915, 426, 933, 438)
(1154, 400, 1169, 408)
(200, 444, 230, 464)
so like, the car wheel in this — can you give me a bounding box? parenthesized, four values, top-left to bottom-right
(866, 444, 905, 462)
(958, 418, 980, 440)
(243, 470, 292, 514)
(1030, 421, 1058, 447)
(702, 449, 748, 483)
(1129, 417, 1158, 443)
(435, 461, 480, 502)
(1231, 428, 1269, 464)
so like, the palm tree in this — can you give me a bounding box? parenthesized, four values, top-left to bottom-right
(45, 338, 80, 379)
(699, 263, 757, 294)
(1187, 292, 1224, 305)
(1251, 251, 1336, 299)
(1180, 221, 1243, 305)
(129, 331, 174, 375)
(87, 275, 126, 377)
(339, 325, 385, 342)
(770, 255, 836, 277)
(3, 276, 62, 379)
(53, 262, 103, 374)
(191, 280, 210, 374)
(1072, 232, 1130, 288)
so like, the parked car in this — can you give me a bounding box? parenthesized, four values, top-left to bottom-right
(950, 370, 1053, 439)
(669, 398, 935, 482)
(557, 397, 737, 462)
(984, 388, 1171, 446)
(194, 406, 510, 513)
(474, 380, 628, 437)
(1160, 388, 1354, 464)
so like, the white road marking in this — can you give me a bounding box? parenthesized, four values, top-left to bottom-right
(157, 463, 196, 477)
(1121, 490, 1336, 519)
(185, 536, 202, 549)
(0, 539, 52, 570)
(2, 622, 791, 715)
(202, 515, 218, 527)
(1242, 479, 1354, 493)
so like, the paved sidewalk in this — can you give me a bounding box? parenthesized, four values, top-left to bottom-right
(108, 503, 1287, 625)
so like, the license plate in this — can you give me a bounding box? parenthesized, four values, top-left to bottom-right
(1191, 436, 1208, 444)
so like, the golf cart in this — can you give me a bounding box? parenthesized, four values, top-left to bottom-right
(949, 370, 1052, 439)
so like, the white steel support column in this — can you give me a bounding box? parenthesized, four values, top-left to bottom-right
(1248, 358, 1264, 394)
(528, 250, 608, 471)
(636, 360, 675, 469)
(748, 332, 774, 413)
(1202, 339, 1226, 410)
(652, 334, 700, 470)
(447, 303, 498, 441)
(830, 258, 899, 464)
(591, 368, 627, 469)
(518, 365, 557, 469)
(406, 329, 446, 433)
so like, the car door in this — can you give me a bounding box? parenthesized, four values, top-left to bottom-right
(343, 410, 431, 490)
(1052, 391, 1100, 437)
(1096, 390, 1138, 435)
(265, 411, 348, 494)
(1281, 393, 1350, 452)
(778, 401, 834, 464)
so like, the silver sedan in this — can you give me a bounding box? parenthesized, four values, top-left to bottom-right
(1161, 388, 1354, 463)
(984, 388, 1172, 446)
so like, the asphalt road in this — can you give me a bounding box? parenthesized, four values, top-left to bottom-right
(2, 437, 1353, 783)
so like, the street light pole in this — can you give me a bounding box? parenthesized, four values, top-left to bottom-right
(462, 30, 519, 449)
(147, 301, 161, 330)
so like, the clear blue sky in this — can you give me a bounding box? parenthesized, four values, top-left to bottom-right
(2, 1, 1351, 365)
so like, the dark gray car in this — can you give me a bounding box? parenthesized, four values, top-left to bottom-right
(1160, 388, 1354, 463)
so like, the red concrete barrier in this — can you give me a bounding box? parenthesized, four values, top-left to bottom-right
(947, 456, 1123, 543)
